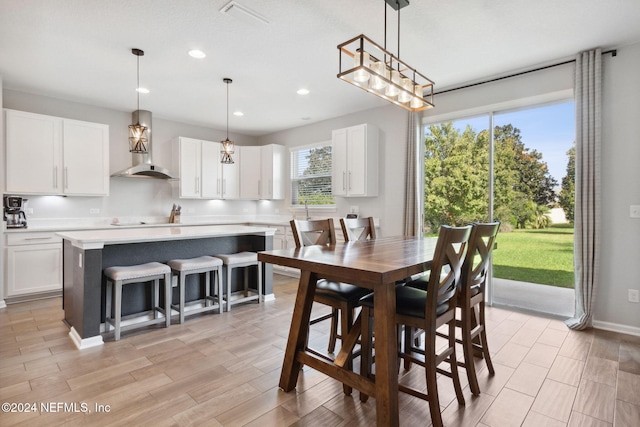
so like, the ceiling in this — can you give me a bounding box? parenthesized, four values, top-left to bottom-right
(1, 1, 639, 136)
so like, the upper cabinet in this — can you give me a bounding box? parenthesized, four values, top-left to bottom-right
(239, 144, 287, 200)
(173, 137, 239, 199)
(261, 144, 286, 200)
(332, 123, 379, 197)
(5, 109, 109, 196)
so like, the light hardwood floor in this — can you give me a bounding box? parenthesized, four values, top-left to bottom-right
(1, 274, 638, 426)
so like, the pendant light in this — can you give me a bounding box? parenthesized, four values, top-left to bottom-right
(220, 78, 235, 164)
(337, 0, 435, 112)
(129, 48, 149, 153)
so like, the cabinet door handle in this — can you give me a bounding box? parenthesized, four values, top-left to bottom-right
(223, 179, 226, 195)
(269, 179, 272, 197)
(343, 171, 346, 191)
(349, 171, 352, 190)
(24, 237, 54, 241)
(64, 167, 69, 190)
(217, 178, 221, 195)
(53, 166, 58, 188)
(258, 179, 261, 197)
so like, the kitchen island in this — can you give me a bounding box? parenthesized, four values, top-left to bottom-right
(57, 225, 275, 349)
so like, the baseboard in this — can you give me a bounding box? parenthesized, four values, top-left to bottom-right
(0, 299, 6, 309)
(69, 327, 104, 350)
(262, 293, 276, 302)
(593, 320, 640, 337)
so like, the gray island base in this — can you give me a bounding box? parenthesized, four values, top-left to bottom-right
(57, 225, 275, 349)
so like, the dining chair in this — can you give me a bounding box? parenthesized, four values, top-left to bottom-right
(340, 216, 376, 241)
(290, 218, 372, 394)
(405, 222, 499, 396)
(358, 224, 472, 427)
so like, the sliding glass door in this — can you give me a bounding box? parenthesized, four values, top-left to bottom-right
(423, 102, 575, 315)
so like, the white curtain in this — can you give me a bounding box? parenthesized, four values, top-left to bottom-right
(566, 48, 602, 330)
(403, 111, 421, 237)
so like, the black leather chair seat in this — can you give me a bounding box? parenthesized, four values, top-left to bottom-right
(315, 279, 371, 302)
(360, 285, 450, 319)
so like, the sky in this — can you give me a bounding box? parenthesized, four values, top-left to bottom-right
(443, 102, 575, 183)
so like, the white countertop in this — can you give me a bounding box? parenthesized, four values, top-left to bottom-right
(3, 215, 293, 233)
(57, 224, 276, 250)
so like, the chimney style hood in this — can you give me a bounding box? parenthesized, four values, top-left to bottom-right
(111, 110, 176, 179)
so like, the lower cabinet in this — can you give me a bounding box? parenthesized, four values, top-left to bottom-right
(5, 232, 63, 297)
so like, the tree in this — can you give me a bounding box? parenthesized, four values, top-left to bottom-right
(423, 122, 559, 231)
(559, 144, 575, 222)
(423, 123, 488, 231)
(296, 146, 334, 205)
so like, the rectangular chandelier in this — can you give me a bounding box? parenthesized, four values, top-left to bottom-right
(337, 34, 434, 112)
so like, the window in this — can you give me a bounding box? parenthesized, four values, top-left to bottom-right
(290, 142, 335, 206)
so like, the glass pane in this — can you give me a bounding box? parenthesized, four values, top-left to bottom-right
(291, 145, 335, 206)
(492, 102, 575, 290)
(423, 116, 490, 233)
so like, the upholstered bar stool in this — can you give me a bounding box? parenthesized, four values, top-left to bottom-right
(216, 252, 262, 311)
(167, 255, 223, 324)
(104, 262, 172, 341)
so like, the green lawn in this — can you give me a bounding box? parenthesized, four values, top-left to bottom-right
(492, 224, 574, 288)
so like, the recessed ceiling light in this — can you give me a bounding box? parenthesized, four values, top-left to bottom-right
(233, 111, 244, 117)
(297, 88, 310, 95)
(188, 49, 206, 59)
(136, 87, 150, 94)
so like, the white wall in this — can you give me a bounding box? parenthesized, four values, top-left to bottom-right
(598, 42, 640, 332)
(2, 89, 260, 221)
(258, 104, 407, 237)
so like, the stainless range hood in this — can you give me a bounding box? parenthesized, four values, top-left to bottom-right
(111, 110, 176, 179)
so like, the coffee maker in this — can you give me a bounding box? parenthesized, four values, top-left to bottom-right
(3, 196, 28, 229)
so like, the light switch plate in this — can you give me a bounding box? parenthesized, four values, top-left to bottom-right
(629, 289, 640, 303)
(631, 205, 640, 218)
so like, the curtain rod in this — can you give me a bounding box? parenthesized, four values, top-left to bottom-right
(434, 49, 617, 96)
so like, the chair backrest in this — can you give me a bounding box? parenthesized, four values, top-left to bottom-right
(425, 225, 472, 317)
(340, 217, 376, 241)
(290, 218, 337, 248)
(460, 222, 500, 298)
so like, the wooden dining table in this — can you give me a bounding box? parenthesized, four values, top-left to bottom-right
(258, 235, 438, 427)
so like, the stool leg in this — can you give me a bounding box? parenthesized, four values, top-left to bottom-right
(165, 273, 172, 328)
(204, 271, 211, 307)
(105, 279, 112, 332)
(257, 262, 262, 302)
(226, 266, 232, 312)
(114, 280, 122, 341)
(244, 266, 249, 297)
(216, 267, 223, 314)
(153, 278, 160, 320)
(179, 272, 186, 324)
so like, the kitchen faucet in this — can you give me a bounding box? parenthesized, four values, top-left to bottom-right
(305, 200, 310, 220)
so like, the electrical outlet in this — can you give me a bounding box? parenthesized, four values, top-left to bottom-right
(26, 208, 34, 215)
(89, 208, 100, 214)
(629, 289, 640, 303)
(631, 205, 640, 218)
(350, 206, 359, 214)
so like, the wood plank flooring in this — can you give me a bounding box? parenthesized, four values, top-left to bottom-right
(1, 274, 639, 426)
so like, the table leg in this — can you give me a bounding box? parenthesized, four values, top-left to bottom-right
(279, 270, 317, 391)
(373, 281, 399, 427)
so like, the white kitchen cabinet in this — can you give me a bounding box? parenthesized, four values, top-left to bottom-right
(239, 144, 287, 200)
(260, 144, 286, 200)
(5, 232, 62, 297)
(331, 123, 379, 197)
(239, 146, 262, 199)
(173, 137, 239, 199)
(5, 109, 109, 196)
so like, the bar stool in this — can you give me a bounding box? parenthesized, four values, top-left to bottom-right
(167, 255, 223, 323)
(104, 262, 172, 341)
(216, 252, 262, 311)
